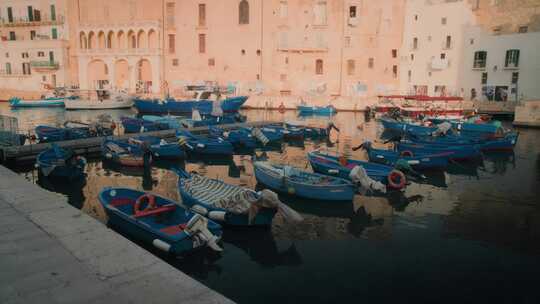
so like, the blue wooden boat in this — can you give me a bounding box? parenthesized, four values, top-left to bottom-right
(253, 162, 355, 201)
(362, 141, 450, 169)
(121, 117, 169, 134)
(102, 139, 149, 167)
(175, 169, 302, 226)
(177, 130, 234, 156)
(380, 118, 437, 136)
(267, 124, 304, 141)
(35, 125, 91, 142)
(36, 144, 86, 179)
(287, 124, 328, 138)
(128, 136, 185, 159)
(451, 121, 502, 134)
(209, 127, 257, 149)
(9, 97, 66, 108)
(297, 105, 336, 115)
(0, 130, 26, 146)
(180, 114, 243, 128)
(407, 132, 518, 151)
(142, 115, 185, 129)
(307, 151, 407, 190)
(99, 187, 223, 254)
(397, 141, 481, 160)
(133, 96, 248, 114)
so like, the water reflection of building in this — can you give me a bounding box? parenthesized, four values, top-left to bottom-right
(443, 191, 540, 254)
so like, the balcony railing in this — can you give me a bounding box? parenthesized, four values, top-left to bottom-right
(30, 61, 60, 70)
(0, 15, 65, 27)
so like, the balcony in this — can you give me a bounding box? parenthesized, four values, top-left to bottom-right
(30, 61, 60, 71)
(0, 15, 65, 27)
(430, 58, 449, 70)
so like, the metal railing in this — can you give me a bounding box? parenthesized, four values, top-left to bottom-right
(0, 15, 65, 27)
(30, 61, 60, 69)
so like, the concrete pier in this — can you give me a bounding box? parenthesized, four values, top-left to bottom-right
(0, 165, 234, 304)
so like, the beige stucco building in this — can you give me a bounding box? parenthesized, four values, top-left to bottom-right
(0, 0, 70, 99)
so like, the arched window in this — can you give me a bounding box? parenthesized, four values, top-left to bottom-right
(239, 0, 249, 25)
(315, 59, 323, 75)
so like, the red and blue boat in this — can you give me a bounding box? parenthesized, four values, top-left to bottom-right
(99, 187, 223, 255)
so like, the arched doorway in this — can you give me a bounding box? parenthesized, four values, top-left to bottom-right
(107, 31, 115, 49)
(137, 30, 146, 49)
(148, 29, 158, 49)
(98, 31, 106, 49)
(117, 31, 125, 49)
(79, 32, 87, 49)
(136, 59, 152, 93)
(88, 31, 96, 49)
(127, 30, 136, 49)
(87, 60, 109, 89)
(114, 60, 129, 90)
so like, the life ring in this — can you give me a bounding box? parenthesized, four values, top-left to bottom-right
(400, 150, 414, 157)
(278, 103, 285, 113)
(338, 155, 348, 166)
(134, 194, 156, 216)
(387, 170, 406, 189)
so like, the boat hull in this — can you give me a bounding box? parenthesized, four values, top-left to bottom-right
(134, 96, 248, 114)
(65, 99, 133, 110)
(254, 163, 354, 201)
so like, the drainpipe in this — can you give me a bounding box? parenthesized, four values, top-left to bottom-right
(338, 0, 345, 97)
(260, 0, 264, 82)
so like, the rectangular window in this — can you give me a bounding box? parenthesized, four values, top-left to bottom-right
(392, 49, 397, 58)
(49, 51, 54, 63)
(314, 1, 327, 25)
(505, 49, 520, 68)
(518, 26, 528, 33)
(7, 7, 13, 23)
(315, 59, 323, 75)
(440, 53, 446, 59)
(172, 58, 179, 66)
(368, 57, 374, 69)
(199, 4, 206, 27)
(21, 52, 29, 58)
(392, 65, 398, 78)
(407, 70, 411, 82)
(481, 72, 488, 85)
(413, 37, 418, 50)
(168, 34, 175, 53)
(208, 58, 215, 66)
(445, 36, 452, 49)
(5, 63, 12, 75)
(34, 9, 41, 22)
(347, 60, 355, 76)
(38, 51, 45, 57)
(280, 1, 288, 18)
(473, 51, 487, 68)
(22, 63, 31, 75)
(9, 31, 15, 41)
(51, 28, 58, 39)
(441, 17, 447, 25)
(30, 30, 36, 40)
(50, 5, 56, 21)
(166, 2, 175, 28)
(199, 34, 206, 53)
(349, 6, 357, 18)
(511, 72, 519, 84)
(28, 6, 34, 21)
(280, 74, 287, 81)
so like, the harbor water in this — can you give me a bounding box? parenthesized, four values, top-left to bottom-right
(1, 102, 540, 303)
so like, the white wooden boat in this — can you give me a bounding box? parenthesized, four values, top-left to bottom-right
(65, 90, 133, 110)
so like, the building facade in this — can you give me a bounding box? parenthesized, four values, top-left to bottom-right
(398, 0, 476, 97)
(0, 0, 70, 98)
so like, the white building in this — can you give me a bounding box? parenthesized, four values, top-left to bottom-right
(0, 1, 70, 95)
(399, 0, 475, 97)
(459, 26, 540, 102)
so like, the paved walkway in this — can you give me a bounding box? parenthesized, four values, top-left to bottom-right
(0, 165, 233, 304)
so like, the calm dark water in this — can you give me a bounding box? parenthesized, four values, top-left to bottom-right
(2, 103, 540, 303)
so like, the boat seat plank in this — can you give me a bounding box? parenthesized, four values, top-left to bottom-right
(133, 204, 177, 218)
(160, 223, 187, 235)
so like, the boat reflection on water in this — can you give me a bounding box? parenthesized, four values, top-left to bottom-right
(37, 174, 87, 209)
(481, 151, 516, 175)
(222, 229, 302, 268)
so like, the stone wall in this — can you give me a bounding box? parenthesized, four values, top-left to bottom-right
(514, 100, 540, 127)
